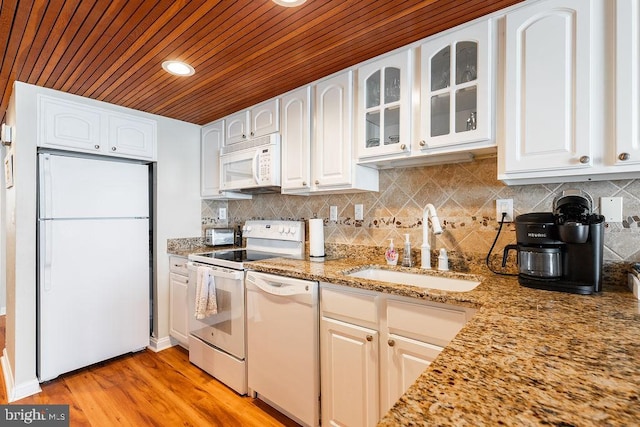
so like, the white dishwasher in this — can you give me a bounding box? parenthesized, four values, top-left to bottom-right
(245, 271, 319, 427)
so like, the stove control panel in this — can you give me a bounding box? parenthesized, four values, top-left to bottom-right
(242, 220, 304, 243)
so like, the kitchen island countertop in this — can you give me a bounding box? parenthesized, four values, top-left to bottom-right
(245, 255, 640, 426)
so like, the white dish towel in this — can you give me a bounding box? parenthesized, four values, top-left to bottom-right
(195, 266, 218, 319)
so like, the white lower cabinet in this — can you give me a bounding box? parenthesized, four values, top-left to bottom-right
(169, 256, 189, 348)
(384, 334, 441, 411)
(320, 283, 475, 426)
(321, 317, 380, 427)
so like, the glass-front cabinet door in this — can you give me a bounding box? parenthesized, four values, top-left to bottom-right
(419, 19, 493, 151)
(357, 49, 412, 160)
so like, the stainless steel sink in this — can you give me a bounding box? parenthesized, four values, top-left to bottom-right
(345, 268, 481, 292)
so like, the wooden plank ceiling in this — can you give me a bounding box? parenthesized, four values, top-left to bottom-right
(0, 0, 522, 126)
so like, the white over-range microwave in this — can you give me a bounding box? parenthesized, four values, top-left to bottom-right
(219, 133, 281, 194)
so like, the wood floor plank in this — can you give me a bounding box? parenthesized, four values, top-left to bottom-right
(0, 316, 300, 426)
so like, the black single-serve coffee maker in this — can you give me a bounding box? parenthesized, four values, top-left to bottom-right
(502, 189, 605, 294)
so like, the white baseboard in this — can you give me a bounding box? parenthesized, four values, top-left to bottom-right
(147, 335, 175, 352)
(1, 348, 41, 402)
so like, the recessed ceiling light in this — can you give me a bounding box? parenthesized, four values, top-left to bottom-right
(162, 60, 195, 76)
(272, 0, 306, 7)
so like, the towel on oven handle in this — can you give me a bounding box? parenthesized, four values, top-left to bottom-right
(195, 266, 218, 319)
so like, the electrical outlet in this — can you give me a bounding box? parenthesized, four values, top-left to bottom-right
(354, 204, 364, 220)
(329, 206, 338, 221)
(218, 207, 227, 220)
(496, 199, 513, 222)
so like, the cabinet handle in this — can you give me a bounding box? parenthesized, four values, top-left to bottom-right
(94, 144, 100, 149)
(400, 144, 407, 151)
(111, 146, 117, 151)
(315, 180, 320, 185)
(366, 335, 373, 342)
(619, 152, 631, 161)
(419, 140, 426, 147)
(579, 156, 590, 164)
(387, 339, 395, 347)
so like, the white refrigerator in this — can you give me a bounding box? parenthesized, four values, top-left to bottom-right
(37, 153, 150, 382)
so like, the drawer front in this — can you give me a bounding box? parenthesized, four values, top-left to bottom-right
(170, 272, 188, 285)
(321, 286, 378, 327)
(387, 299, 467, 347)
(169, 256, 188, 276)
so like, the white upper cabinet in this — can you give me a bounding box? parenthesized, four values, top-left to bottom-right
(38, 95, 156, 161)
(107, 112, 156, 160)
(313, 71, 378, 193)
(225, 98, 279, 145)
(499, 0, 602, 183)
(357, 49, 412, 160)
(419, 19, 493, 152)
(499, 0, 640, 184)
(615, 0, 640, 166)
(280, 86, 312, 193)
(201, 120, 251, 199)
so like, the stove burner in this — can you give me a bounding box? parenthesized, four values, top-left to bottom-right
(209, 249, 284, 262)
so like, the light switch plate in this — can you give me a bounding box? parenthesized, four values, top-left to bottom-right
(600, 197, 623, 222)
(354, 204, 364, 220)
(329, 206, 338, 222)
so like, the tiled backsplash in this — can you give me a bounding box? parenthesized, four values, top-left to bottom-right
(203, 157, 640, 262)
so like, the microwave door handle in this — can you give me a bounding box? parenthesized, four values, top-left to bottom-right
(252, 150, 260, 185)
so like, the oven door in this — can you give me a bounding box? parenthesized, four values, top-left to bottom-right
(187, 262, 246, 359)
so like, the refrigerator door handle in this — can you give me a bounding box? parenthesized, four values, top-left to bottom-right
(42, 221, 53, 291)
(39, 153, 53, 219)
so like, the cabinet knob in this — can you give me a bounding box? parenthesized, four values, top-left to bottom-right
(250, 131, 255, 137)
(579, 155, 590, 164)
(419, 140, 426, 147)
(94, 144, 100, 150)
(387, 339, 395, 347)
(111, 146, 117, 151)
(619, 152, 631, 161)
(302, 181, 307, 186)
(242, 134, 246, 139)
(400, 144, 407, 151)
(366, 335, 373, 342)
(315, 180, 320, 185)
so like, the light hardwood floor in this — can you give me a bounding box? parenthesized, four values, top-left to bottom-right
(0, 317, 299, 426)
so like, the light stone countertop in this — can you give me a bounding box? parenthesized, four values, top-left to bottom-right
(244, 255, 640, 426)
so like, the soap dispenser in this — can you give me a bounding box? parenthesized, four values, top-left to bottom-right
(401, 234, 413, 267)
(385, 239, 398, 266)
(437, 248, 449, 271)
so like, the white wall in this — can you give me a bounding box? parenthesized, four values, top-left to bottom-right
(1, 82, 201, 400)
(154, 117, 201, 346)
(2, 82, 40, 400)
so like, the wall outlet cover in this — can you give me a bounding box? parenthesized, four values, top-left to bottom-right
(600, 197, 623, 222)
(329, 205, 338, 222)
(354, 204, 364, 220)
(495, 199, 514, 222)
(218, 207, 227, 220)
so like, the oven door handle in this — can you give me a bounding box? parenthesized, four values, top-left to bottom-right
(187, 262, 244, 280)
